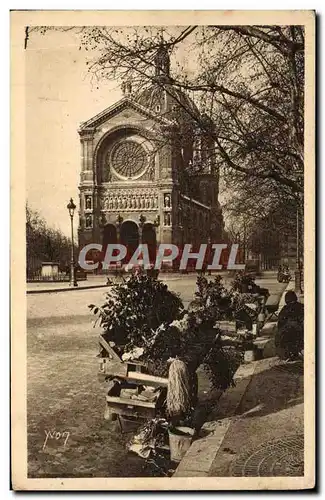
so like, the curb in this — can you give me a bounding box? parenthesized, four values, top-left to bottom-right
(26, 273, 201, 294)
(27, 284, 109, 294)
(173, 362, 257, 477)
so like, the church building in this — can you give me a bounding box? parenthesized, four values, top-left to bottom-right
(78, 44, 225, 266)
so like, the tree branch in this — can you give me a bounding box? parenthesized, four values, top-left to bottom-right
(212, 25, 304, 53)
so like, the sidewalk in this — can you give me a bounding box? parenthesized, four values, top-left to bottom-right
(27, 277, 109, 294)
(26, 273, 191, 294)
(174, 281, 305, 478)
(174, 356, 304, 477)
(278, 280, 304, 309)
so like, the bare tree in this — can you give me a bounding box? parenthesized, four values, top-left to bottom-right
(29, 25, 304, 242)
(26, 204, 75, 277)
(73, 25, 304, 194)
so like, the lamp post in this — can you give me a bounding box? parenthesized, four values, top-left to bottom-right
(139, 213, 146, 244)
(295, 197, 302, 293)
(67, 198, 78, 287)
(243, 218, 247, 263)
(114, 213, 124, 273)
(115, 213, 123, 243)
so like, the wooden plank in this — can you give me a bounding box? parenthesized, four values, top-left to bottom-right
(99, 335, 122, 362)
(106, 404, 156, 419)
(106, 394, 156, 409)
(126, 372, 168, 388)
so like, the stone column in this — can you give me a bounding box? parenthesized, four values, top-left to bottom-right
(79, 130, 94, 181)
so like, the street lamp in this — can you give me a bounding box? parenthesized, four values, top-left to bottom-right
(139, 213, 146, 244)
(67, 198, 78, 287)
(295, 197, 303, 293)
(115, 213, 124, 243)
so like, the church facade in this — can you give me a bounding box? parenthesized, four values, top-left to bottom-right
(77, 46, 225, 266)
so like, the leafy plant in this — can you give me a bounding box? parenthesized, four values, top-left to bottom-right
(203, 344, 243, 390)
(91, 273, 245, 391)
(194, 275, 235, 322)
(89, 272, 183, 353)
(231, 271, 256, 293)
(145, 275, 246, 390)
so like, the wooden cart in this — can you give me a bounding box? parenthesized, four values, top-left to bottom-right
(98, 334, 168, 431)
(106, 379, 167, 432)
(97, 333, 151, 378)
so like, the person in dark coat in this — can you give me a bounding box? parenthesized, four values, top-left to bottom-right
(275, 291, 304, 360)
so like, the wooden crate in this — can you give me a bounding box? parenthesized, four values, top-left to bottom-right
(106, 380, 167, 420)
(98, 333, 147, 380)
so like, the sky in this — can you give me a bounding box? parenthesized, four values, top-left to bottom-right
(26, 29, 122, 237)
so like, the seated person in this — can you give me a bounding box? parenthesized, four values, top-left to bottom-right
(275, 291, 304, 360)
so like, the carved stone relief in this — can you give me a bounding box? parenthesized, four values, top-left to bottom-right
(164, 212, 171, 226)
(101, 189, 159, 211)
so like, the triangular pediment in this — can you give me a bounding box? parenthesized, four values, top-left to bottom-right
(78, 96, 174, 133)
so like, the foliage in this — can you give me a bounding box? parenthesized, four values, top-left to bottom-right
(148, 300, 241, 391)
(203, 343, 243, 390)
(90, 273, 259, 390)
(89, 272, 184, 353)
(192, 275, 243, 388)
(231, 271, 256, 293)
(26, 204, 75, 278)
(232, 292, 259, 310)
(194, 275, 234, 321)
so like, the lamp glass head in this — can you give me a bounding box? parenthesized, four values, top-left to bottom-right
(67, 198, 76, 217)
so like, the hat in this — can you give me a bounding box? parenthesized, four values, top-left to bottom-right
(285, 290, 297, 304)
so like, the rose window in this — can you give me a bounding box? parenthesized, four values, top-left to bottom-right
(110, 140, 148, 178)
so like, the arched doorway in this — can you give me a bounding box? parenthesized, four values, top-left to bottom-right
(103, 224, 117, 249)
(142, 223, 157, 263)
(101, 224, 117, 272)
(120, 221, 139, 263)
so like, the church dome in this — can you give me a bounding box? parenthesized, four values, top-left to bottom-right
(135, 84, 200, 119)
(134, 41, 200, 120)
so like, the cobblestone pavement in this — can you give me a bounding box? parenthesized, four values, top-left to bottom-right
(27, 322, 161, 478)
(27, 273, 282, 322)
(27, 320, 215, 478)
(208, 358, 304, 477)
(229, 434, 304, 477)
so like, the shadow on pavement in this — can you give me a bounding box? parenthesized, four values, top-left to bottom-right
(234, 360, 304, 420)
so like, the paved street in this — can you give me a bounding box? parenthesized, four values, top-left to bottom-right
(27, 272, 282, 323)
(27, 272, 285, 478)
(208, 357, 304, 477)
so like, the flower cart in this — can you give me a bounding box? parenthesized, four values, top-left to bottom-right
(106, 379, 167, 433)
(91, 273, 245, 437)
(98, 333, 168, 432)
